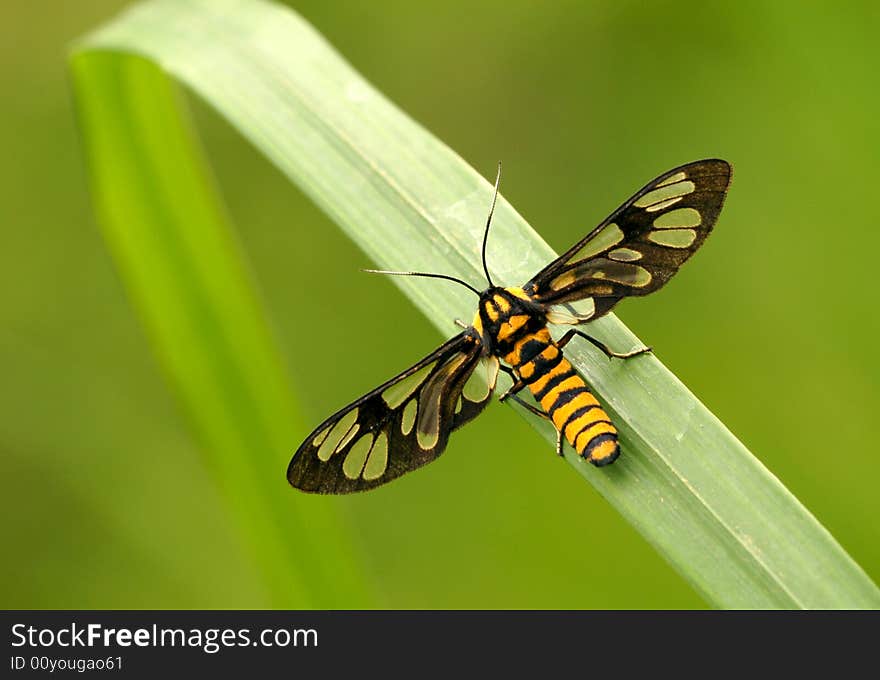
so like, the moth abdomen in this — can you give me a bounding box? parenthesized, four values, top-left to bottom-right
(503, 328, 619, 466)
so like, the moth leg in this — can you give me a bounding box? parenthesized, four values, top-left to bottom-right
(507, 392, 548, 420)
(497, 364, 526, 403)
(506, 387, 565, 458)
(453, 318, 468, 329)
(557, 329, 651, 361)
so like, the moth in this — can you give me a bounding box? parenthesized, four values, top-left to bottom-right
(288, 159, 732, 493)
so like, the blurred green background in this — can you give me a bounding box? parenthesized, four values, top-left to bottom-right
(3, 0, 879, 609)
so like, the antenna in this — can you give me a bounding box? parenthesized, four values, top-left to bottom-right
(362, 269, 481, 296)
(362, 162, 504, 298)
(480, 161, 502, 288)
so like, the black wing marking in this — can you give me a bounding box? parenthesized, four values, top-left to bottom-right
(287, 331, 498, 494)
(526, 159, 732, 320)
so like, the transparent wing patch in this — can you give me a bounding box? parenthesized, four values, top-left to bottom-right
(545, 298, 599, 325)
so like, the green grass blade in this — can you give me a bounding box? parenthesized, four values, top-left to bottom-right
(71, 0, 880, 608)
(70, 25, 372, 609)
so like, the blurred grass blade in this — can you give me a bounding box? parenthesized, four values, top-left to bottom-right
(70, 14, 372, 608)
(71, 0, 880, 608)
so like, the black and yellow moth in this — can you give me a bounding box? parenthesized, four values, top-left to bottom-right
(288, 159, 732, 493)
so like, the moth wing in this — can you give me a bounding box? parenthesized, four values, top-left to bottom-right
(527, 159, 732, 322)
(287, 331, 498, 494)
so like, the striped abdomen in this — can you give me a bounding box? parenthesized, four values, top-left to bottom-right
(503, 327, 619, 465)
